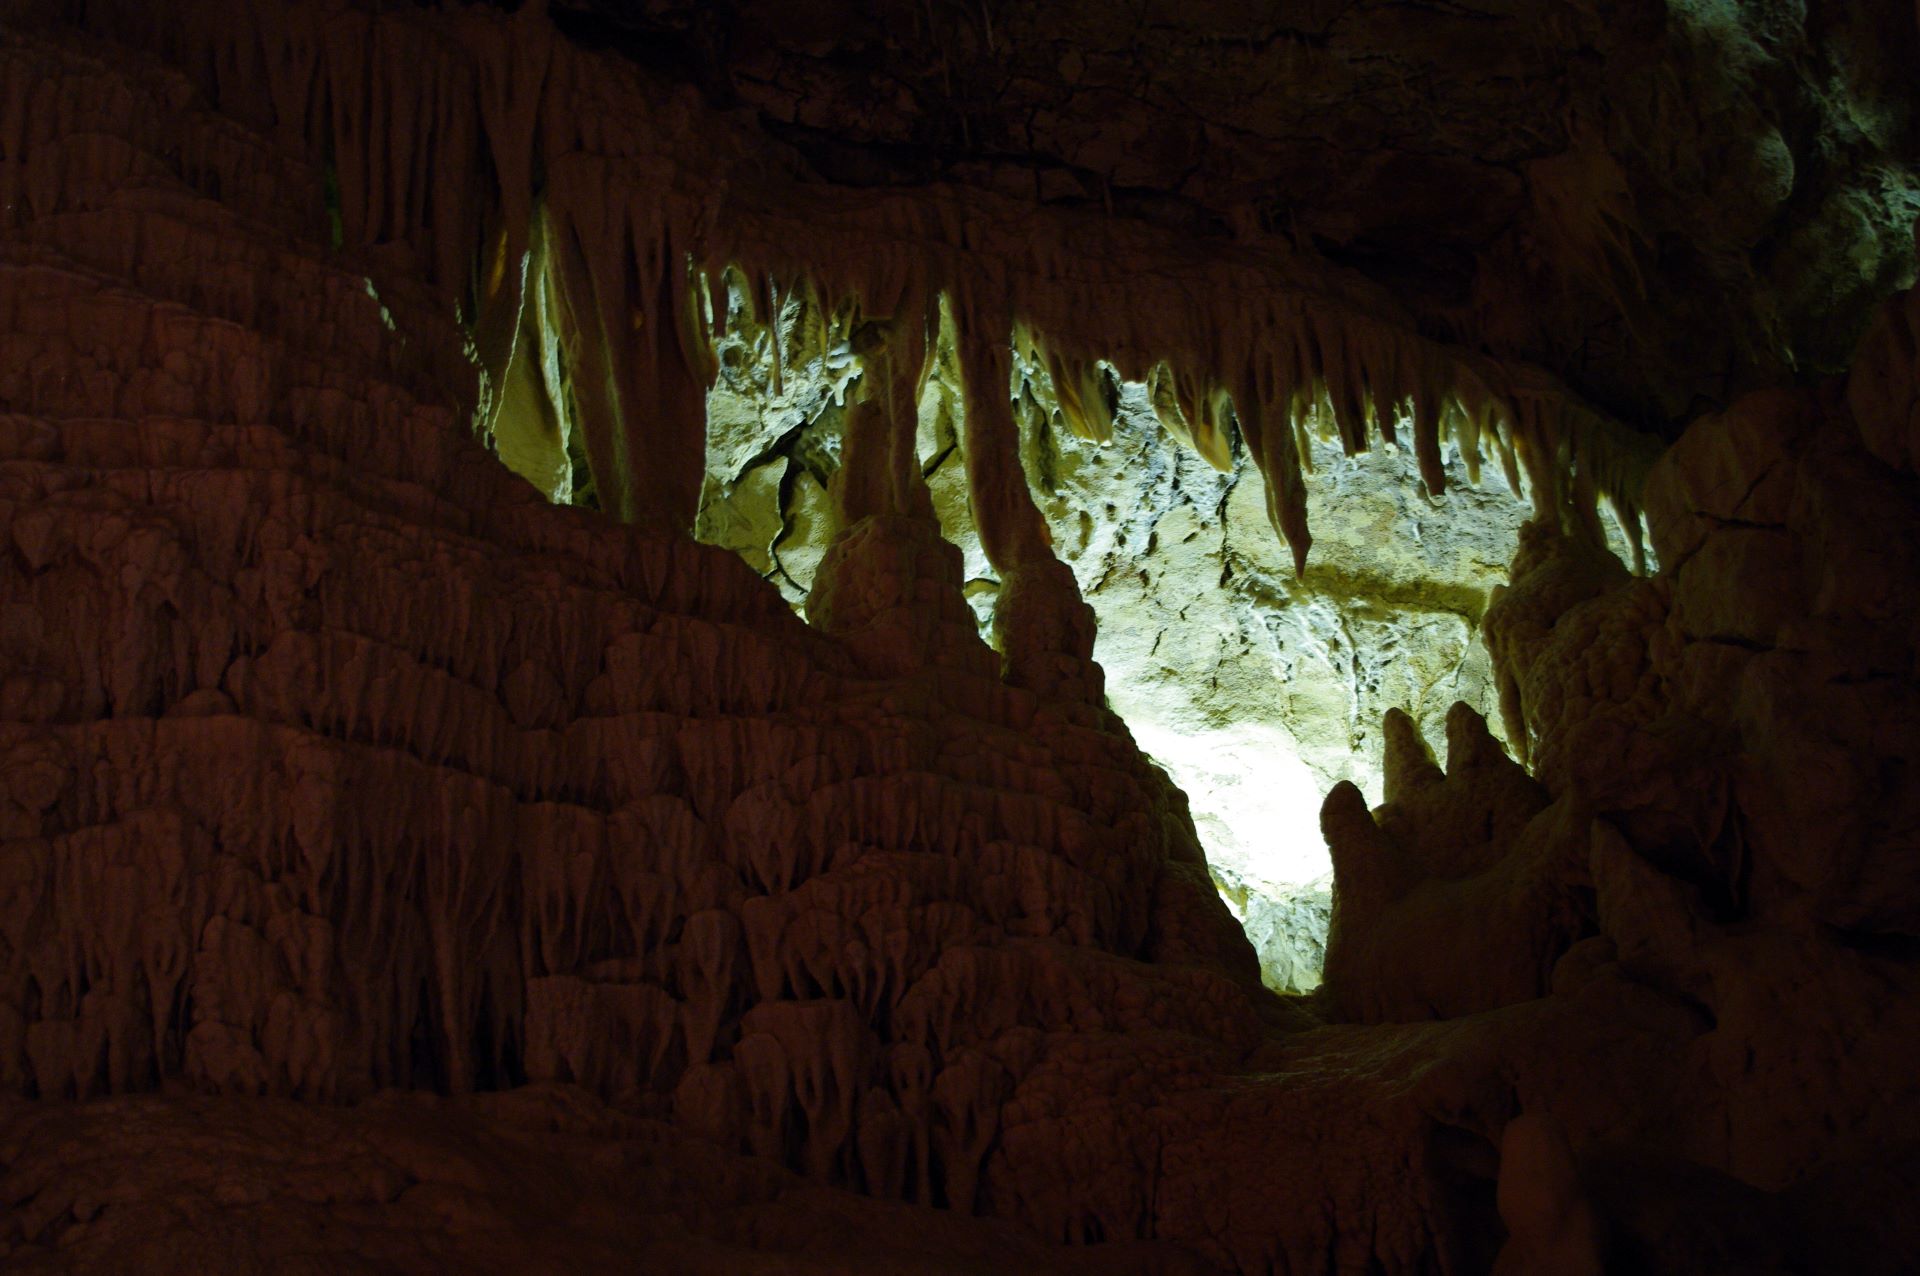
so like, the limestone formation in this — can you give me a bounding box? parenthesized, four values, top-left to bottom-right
(1, 3, 1918, 1273)
(698, 317, 1537, 994)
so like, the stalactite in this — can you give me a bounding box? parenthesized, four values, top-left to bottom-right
(884, 293, 937, 519)
(954, 281, 1052, 572)
(1409, 372, 1447, 498)
(1147, 362, 1192, 456)
(427, 52, 478, 306)
(1500, 413, 1530, 507)
(672, 257, 719, 391)
(1450, 398, 1486, 486)
(459, 0, 550, 307)
(544, 184, 631, 518)
(45, 0, 1664, 564)
(321, 9, 371, 250)
(1369, 336, 1401, 449)
(764, 271, 786, 398)
(1166, 366, 1232, 472)
(1232, 364, 1312, 577)
(1042, 345, 1114, 444)
(257, 1, 323, 157)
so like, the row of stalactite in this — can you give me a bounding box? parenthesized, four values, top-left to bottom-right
(20, 0, 1662, 579)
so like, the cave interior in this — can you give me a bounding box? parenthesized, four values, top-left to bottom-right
(0, 0, 1918, 1271)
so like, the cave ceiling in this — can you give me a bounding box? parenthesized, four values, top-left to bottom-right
(507, 0, 1920, 434)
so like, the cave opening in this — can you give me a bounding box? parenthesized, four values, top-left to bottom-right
(478, 251, 1657, 993)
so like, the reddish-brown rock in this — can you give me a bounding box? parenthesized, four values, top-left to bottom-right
(0, 5, 1917, 1274)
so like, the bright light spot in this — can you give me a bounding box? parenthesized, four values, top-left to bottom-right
(1125, 718, 1330, 885)
(1121, 714, 1341, 995)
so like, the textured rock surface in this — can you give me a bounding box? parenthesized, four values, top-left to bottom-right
(1, 4, 1918, 1274)
(539, 0, 1920, 426)
(697, 337, 1535, 992)
(1023, 414, 1536, 995)
(0, 1085, 1223, 1273)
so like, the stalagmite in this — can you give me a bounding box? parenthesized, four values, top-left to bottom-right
(1381, 707, 1444, 804)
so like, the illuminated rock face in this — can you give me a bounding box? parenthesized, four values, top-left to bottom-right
(697, 339, 1534, 992)
(1027, 420, 1534, 994)
(2, 5, 1920, 1274)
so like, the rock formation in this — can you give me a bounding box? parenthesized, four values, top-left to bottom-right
(697, 322, 1540, 994)
(0, 1, 1916, 1272)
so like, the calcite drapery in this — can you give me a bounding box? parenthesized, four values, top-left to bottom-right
(20, 0, 1667, 581)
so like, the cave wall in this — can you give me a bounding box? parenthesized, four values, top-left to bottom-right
(692, 301, 1540, 993)
(0, 0, 1258, 1130)
(1, 3, 1918, 1273)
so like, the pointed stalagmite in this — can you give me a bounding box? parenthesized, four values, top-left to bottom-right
(1382, 707, 1445, 804)
(1321, 781, 1415, 919)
